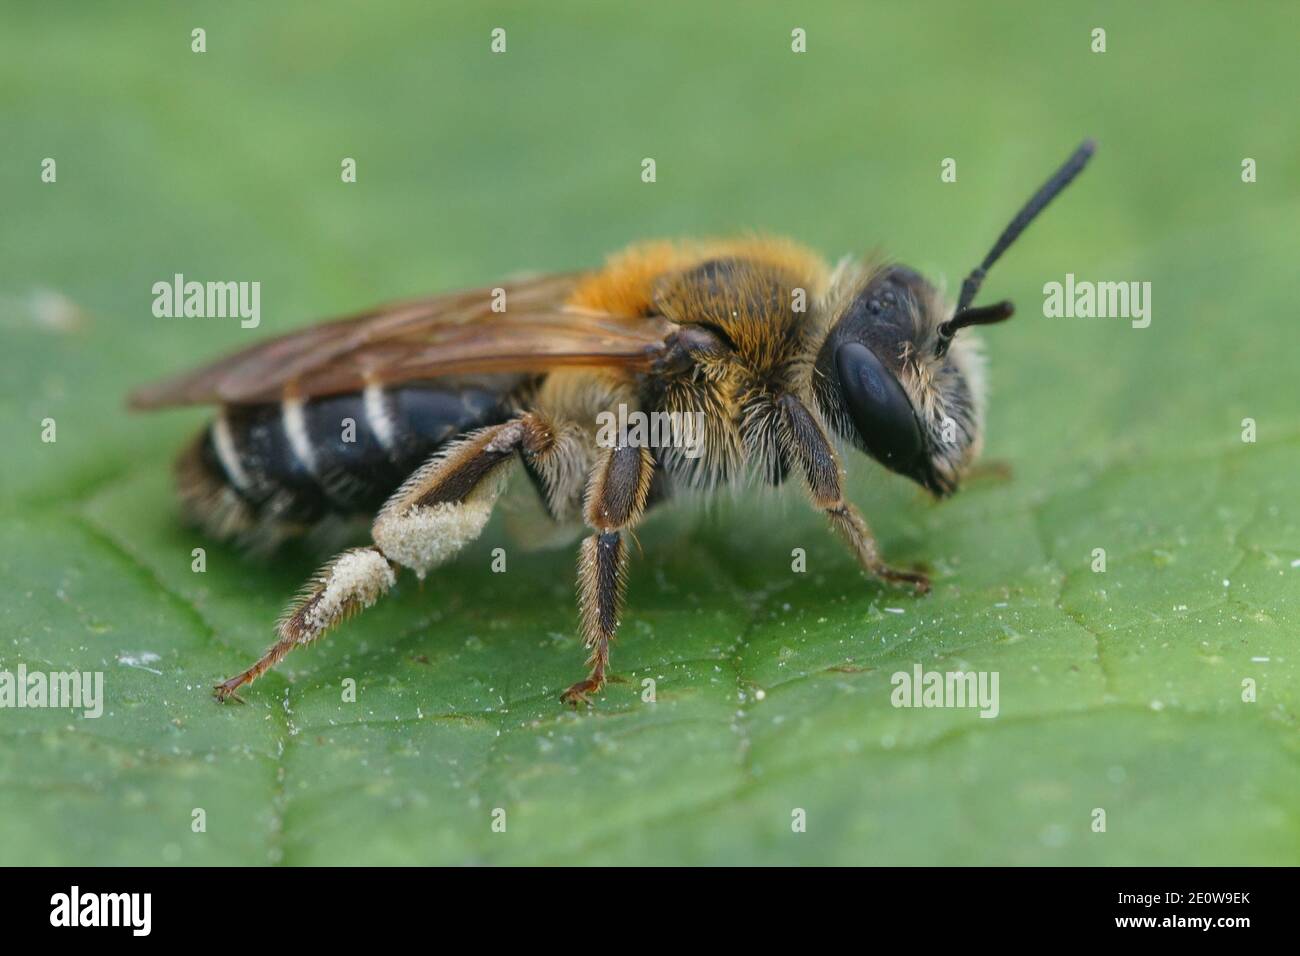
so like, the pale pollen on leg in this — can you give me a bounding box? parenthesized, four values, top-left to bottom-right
(278, 547, 395, 643)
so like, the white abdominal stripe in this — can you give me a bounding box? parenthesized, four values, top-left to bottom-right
(188, 384, 512, 540)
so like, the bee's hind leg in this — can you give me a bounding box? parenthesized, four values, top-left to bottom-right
(561, 444, 655, 705)
(214, 413, 562, 702)
(214, 546, 396, 701)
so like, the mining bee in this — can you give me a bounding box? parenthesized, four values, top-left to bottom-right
(130, 140, 1095, 705)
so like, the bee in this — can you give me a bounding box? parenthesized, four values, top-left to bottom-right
(130, 140, 1095, 705)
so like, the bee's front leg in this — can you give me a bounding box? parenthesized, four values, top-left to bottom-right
(562, 444, 655, 705)
(779, 394, 931, 595)
(965, 459, 1013, 485)
(824, 504, 931, 594)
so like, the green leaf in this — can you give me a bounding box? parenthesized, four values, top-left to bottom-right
(2, 2, 1297, 865)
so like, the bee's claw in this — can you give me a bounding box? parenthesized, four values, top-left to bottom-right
(877, 567, 931, 595)
(213, 678, 248, 704)
(560, 677, 602, 707)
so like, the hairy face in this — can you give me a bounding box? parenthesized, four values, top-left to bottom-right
(813, 264, 986, 496)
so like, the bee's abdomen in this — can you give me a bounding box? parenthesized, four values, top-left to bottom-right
(178, 385, 510, 546)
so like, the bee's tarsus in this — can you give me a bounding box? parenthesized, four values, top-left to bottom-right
(560, 677, 601, 706)
(213, 677, 249, 704)
(884, 568, 932, 595)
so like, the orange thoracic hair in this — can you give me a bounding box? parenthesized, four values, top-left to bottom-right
(562, 238, 840, 489)
(567, 237, 831, 321)
(565, 237, 986, 495)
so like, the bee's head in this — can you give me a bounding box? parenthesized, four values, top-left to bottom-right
(813, 265, 988, 496)
(812, 140, 1096, 497)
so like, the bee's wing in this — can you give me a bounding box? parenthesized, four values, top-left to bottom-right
(128, 272, 675, 408)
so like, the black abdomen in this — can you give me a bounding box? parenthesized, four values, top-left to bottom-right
(181, 384, 511, 543)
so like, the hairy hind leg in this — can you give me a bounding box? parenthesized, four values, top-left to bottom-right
(214, 413, 563, 701)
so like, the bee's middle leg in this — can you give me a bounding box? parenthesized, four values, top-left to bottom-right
(561, 444, 655, 705)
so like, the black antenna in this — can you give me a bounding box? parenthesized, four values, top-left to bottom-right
(936, 138, 1096, 356)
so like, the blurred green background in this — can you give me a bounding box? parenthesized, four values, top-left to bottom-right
(1, 1, 1297, 865)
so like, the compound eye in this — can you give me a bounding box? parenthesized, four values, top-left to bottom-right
(834, 341, 923, 470)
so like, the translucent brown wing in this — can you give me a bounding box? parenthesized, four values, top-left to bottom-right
(128, 273, 675, 408)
